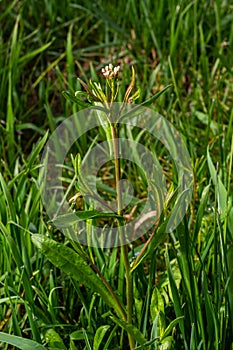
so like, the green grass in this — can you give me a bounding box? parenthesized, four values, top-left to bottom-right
(0, 0, 233, 349)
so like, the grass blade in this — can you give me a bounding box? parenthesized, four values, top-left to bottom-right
(0, 332, 45, 350)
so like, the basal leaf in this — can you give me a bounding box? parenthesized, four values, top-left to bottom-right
(32, 235, 125, 319)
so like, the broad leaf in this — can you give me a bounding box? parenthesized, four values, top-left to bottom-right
(45, 328, 66, 349)
(32, 235, 125, 319)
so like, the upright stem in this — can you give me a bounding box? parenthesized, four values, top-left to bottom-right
(111, 122, 135, 350)
(111, 123, 122, 214)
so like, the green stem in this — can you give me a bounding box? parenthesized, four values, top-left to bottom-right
(122, 244, 134, 349)
(111, 122, 135, 350)
(110, 123, 122, 214)
(89, 258, 127, 321)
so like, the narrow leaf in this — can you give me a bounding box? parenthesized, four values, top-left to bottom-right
(110, 315, 147, 348)
(26, 131, 49, 170)
(207, 147, 227, 216)
(123, 66, 135, 103)
(93, 325, 110, 350)
(140, 84, 173, 107)
(119, 84, 173, 121)
(50, 210, 123, 228)
(0, 332, 45, 350)
(19, 41, 53, 64)
(62, 90, 92, 107)
(161, 316, 184, 340)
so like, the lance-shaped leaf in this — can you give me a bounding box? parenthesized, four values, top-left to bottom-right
(0, 332, 46, 350)
(207, 147, 227, 217)
(62, 90, 108, 112)
(119, 84, 173, 122)
(110, 315, 147, 348)
(89, 80, 108, 104)
(62, 90, 92, 107)
(45, 329, 66, 349)
(32, 234, 126, 319)
(49, 210, 124, 228)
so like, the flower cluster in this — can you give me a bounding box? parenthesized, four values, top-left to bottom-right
(68, 64, 140, 110)
(102, 64, 120, 79)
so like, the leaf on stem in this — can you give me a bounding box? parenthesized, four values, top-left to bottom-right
(110, 315, 147, 348)
(49, 210, 124, 228)
(31, 234, 126, 319)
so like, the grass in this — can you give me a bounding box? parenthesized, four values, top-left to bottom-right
(0, 0, 233, 349)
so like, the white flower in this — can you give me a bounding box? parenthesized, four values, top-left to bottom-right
(101, 64, 120, 79)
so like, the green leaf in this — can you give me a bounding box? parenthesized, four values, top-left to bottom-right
(193, 185, 210, 244)
(69, 339, 77, 350)
(93, 325, 110, 350)
(110, 315, 147, 348)
(31, 235, 125, 319)
(0, 173, 16, 221)
(89, 80, 107, 103)
(228, 207, 233, 238)
(123, 66, 136, 103)
(62, 90, 92, 107)
(19, 41, 53, 64)
(45, 329, 66, 349)
(227, 244, 233, 308)
(140, 84, 173, 107)
(151, 311, 166, 341)
(194, 111, 218, 135)
(50, 210, 123, 228)
(70, 330, 93, 341)
(160, 317, 184, 340)
(131, 217, 168, 272)
(159, 336, 173, 349)
(150, 287, 164, 321)
(165, 188, 192, 233)
(164, 247, 183, 320)
(62, 90, 108, 112)
(207, 147, 227, 216)
(119, 84, 173, 122)
(26, 131, 49, 170)
(129, 88, 141, 103)
(0, 332, 46, 350)
(82, 329, 92, 350)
